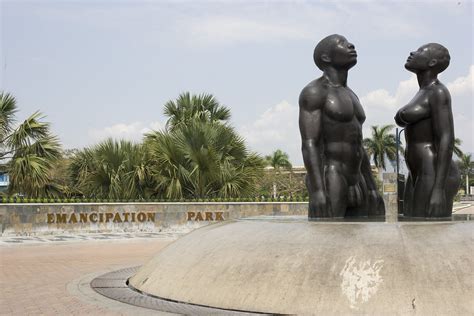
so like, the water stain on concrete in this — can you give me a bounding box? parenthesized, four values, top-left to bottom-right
(339, 256, 384, 309)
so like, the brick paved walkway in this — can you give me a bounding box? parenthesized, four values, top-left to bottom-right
(0, 238, 175, 315)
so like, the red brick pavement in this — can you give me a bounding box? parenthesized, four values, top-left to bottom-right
(0, 239, 173, 315)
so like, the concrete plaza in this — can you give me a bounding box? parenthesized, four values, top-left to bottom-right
(1, 203, 472, 315)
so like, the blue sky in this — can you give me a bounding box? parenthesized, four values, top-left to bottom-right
(1, 0, 473, 166)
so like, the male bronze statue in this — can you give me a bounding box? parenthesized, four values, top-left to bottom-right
(395, 43, 460, 217)
(299, 34, 385, 219)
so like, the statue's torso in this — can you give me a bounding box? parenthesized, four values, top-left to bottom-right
(322, 86, 365, 181)
(400, 86, 458, 179)
(403, 90, 435, 176)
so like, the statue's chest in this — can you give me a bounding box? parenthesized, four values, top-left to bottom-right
(407, 92, 431, 118)
(324, 88, 364, 122)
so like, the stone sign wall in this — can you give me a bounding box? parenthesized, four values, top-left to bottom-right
(0, 202, 307, 236)
(382, 172, 398, 222)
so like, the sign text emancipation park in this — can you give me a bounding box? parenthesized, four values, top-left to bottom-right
(46, 211, 225, 224)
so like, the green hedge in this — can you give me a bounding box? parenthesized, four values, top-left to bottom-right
(0, 196, 309, 204)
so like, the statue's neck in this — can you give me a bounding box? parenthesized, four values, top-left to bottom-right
(323, 68, 348, 87)
(416, 71, 438, 88)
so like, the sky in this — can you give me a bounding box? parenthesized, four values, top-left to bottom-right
(1, 0, 473, 167)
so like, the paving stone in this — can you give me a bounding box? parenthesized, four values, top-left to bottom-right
(0, 238, 175, 315)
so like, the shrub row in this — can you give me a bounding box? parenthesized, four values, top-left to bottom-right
(0, 196, 309, 204)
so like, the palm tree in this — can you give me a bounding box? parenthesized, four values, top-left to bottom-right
(264, 149, 292, 198)
(453, 138, 463, 159)
(265, 149, 292, 170)
(163, 92, 231, 132)
(69, 139, 152, 199)
(146, 92, 264, 199)
(145, 120, 264, 199)
(459, 153, 473, 196)
(363, 125, 397, 173)
(0, 93, 16, 147)
(0, 92, 62, 197)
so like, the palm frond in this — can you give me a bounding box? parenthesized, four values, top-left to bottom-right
(8, 112, 50, 149)
(453, 138, 463, 158)
(364, 125, 397, 170)
(0, 92, 18, 142)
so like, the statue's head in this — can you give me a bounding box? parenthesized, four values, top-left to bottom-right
(313, 34, 357, 71)
(405, 43, 450, 74)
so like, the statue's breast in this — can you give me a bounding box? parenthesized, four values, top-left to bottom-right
(324, 88, 354, 122)
(399, 92, 431, 125)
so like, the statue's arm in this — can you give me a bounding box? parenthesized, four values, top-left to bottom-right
(427, 87, 454, 215)
(299, 86, 328, 216)
(430, 89, 454, 191)
(349, 90, 378, 194)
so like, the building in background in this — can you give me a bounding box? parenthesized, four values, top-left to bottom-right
(0, 173, 9, 193)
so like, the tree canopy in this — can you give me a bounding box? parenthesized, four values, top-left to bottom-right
(147, 92, 263, 199)
(67, 92, 264, 200)
(163, 92, 231, 131)
(69, 139, 152, 199)
(0, 92, 62, 197)
(265, 149, 292, 170)
(363, 125, 397, 171)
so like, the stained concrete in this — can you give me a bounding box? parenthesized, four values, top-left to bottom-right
(130, 217, 474, 315)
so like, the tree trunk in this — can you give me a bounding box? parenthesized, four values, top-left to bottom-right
(467, 175, 470, 196)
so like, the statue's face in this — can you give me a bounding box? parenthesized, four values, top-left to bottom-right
(405, 45, 432, 72)
(327, 36, 357, 69)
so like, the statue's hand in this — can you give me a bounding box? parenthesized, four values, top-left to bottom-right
(427, 188, 446, 217)
(367, 189, 385, 216)
(309, 190, 331, 218)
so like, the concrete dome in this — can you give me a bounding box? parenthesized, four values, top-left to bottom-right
(129, 217, 473, 315)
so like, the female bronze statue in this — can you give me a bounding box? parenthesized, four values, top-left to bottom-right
(395, 43, 460, 218)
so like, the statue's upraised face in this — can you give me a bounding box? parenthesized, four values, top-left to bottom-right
(314, 35, 357, 71)
(405, 43, 450, 74)
(405, 45, 432, 72)
(328, 36, 358, 70)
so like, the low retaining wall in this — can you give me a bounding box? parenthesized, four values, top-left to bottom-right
(0, 202, 307, 236)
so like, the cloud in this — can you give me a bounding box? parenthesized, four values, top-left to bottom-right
(360, 65, 474, 155)
(454, 114, 474, 152)
(448, 66, 474, 153)
(180, 2, 424, 46)
(447, 65, 474, 95)
(26, 1, 462, 52)
(186, 16, 312, 45)
(239, 100, 301, 164)
(238, 64, 473, 165)
(88, 121, 163, 143)
(362, 65, 473, 111)
(360, 75, 418, 110)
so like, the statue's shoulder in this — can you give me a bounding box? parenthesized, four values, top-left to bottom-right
(299, 77, 327, 110)
(432, 82, 451, 97)
(429, 82, 451, 105)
